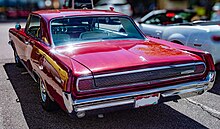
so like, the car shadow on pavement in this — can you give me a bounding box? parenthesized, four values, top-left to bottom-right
(209, 70, 220, 95)
(4, 63, 208, 129)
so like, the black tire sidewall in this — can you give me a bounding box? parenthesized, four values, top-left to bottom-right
(39, 78, 58, 112)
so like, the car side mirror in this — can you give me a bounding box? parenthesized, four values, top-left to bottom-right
(15, 24, 21, 30)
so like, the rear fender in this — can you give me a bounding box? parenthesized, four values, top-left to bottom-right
(167, 33, 186, 45)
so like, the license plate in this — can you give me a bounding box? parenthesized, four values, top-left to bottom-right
(135, 93, 160, 108)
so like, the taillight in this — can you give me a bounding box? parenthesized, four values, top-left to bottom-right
(195, 64, 206, 73)
(166, 13, 175, 17)
(77, 78, 94, 91)
(202, 53, 215, 71)
(212, 35, 220, 42)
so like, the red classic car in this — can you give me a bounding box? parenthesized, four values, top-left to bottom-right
(8, 9, 216, 118)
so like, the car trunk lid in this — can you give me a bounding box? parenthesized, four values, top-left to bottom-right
(55, 40, 203, 74)
(55, 39, 205, 95)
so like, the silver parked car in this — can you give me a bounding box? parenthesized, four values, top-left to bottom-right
(137, 10, 220, 69)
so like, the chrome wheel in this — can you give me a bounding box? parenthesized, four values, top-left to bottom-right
(39, 78, 59, 111)
(40, 81, 47, 102)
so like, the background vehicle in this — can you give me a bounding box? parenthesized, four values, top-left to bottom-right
(211, 2, 220, 21)
(8, 9, 215, 118)
(137, 9, 197, 25)
(63, 0, 94, 9)
(5, 0, 36, 18)
(16, 0, 32, 18)
(0, 0, 6, 18)
(95, 0, 133, 16)
(5, 0, 18, 18)
(137, 10, 220, 69)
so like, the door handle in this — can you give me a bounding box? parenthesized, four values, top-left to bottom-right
(194, 43, 202, 47)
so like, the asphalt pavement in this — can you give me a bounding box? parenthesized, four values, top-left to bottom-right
(0, 22, 220, 129)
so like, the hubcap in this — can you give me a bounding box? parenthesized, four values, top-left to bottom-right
(40, 81, 47, 102)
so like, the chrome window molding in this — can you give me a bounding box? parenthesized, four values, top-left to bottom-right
(49, 15, 147, 48)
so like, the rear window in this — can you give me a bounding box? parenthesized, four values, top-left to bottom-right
(51, 16, 145, 46)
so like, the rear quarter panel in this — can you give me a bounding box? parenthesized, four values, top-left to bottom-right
(9, 27, 74, 112)
(31, 44, 74, 111)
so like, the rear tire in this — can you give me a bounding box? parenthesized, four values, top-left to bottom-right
(39, 78, 59, 112)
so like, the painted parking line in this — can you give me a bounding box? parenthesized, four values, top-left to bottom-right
(186, 98, 220, 120)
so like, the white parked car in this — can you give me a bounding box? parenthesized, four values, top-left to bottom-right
(95, 0, 133, 16)
(137, 10, 220, 69)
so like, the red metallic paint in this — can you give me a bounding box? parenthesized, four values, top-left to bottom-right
(9, 27, 71, 111)
(8, 10, 214, 112)
(54, 40, 203, 74)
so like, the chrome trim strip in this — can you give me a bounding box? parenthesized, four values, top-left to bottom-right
(76, 62, 206, 92)
(63, 92, 74, 113)
(62, 71, 215, 113)
(75, 99, 134, 112)
(161, 85, 208, 97)
(20, 59, 37, 82)
(94, 62, 206, 78)
(75, 86, 208, 112)
(76, 72, 206, 93)
(74, 71, 215, 105)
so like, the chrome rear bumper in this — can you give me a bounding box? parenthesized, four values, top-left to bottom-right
(62, 71, 216, 117)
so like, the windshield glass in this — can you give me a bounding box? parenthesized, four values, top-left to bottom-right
(51, 16, 144, 46)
